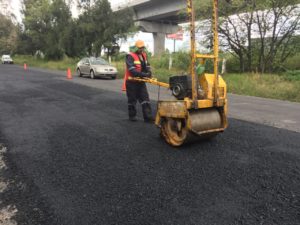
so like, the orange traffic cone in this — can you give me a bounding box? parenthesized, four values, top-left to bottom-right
(67, 68, 72, 79)
(24, 63, 27, 70)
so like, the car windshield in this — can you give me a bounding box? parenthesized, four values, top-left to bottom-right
(90, 58, 109, 65)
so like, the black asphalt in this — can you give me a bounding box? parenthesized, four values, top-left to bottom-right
(0, 64, 299, 225)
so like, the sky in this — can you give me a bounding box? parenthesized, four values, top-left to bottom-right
(110, 0, 125, 5)
(4, 0, 23, 23)
(109, 0, 122, 4)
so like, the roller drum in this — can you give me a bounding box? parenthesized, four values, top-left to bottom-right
(160, 108, 222, 146)
(189, 108, 222, 134)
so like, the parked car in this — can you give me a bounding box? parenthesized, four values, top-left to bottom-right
(76, 57, 118, 79)
(1, 55, 14, 64)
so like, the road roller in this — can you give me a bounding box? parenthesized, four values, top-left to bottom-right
(130, 0, 228, 146)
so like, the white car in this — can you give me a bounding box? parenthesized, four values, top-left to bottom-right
(1, 55, 14, 64)
(76, 57, 118, 79)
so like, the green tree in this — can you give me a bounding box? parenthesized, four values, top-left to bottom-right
(195, 0, 300, 73)
(22, 0, 51, 53)
(21, 0, 135, 59)
(22, 0, 72, 59)
(0, 14, 18, 55)
(77, 0, 135, 57)
(254, 0, 300, 72)
(104, 8, 135, 57)
(63, 20, 86, 57)
(90, 0, 113, 56)
(46, 0, 72, 59)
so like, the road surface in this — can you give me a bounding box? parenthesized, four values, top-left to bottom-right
(0, 64, 299, 225)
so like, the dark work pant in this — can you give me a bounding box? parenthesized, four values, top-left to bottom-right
(126, 80, 153, 120)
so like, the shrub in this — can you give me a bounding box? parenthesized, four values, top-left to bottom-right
(281, 70, 300, 81)
(113, 52, 127, 62)
(150, 52, 170, 69)
(283, 53, 300, 71)
(226, 56, 241, 73)
(173, 51, 190, 71)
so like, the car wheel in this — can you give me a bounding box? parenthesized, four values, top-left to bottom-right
(111, 75, 116, 80)
(77, 68, 82, 77)
(90, 70, 95, 79)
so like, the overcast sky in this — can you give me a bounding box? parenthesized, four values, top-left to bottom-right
(109, 0, 123, 5)
(10, 0, 23, 22)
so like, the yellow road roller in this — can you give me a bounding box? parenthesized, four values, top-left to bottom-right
(130, 0, 228, 146)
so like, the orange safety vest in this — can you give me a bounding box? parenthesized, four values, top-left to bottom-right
(122, 52, 148, 91)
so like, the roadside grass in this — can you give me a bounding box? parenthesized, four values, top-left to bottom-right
(224, 73, 300, 102)
(12, 55, 300, 103)
(14, 55, 78, 72)
(110, 61, 125, 79)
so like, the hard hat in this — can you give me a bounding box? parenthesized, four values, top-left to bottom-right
(135, 40, 145, 48)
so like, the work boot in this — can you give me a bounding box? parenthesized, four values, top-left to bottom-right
(142, 103, 154, 123)
(128, 105, 137, 122)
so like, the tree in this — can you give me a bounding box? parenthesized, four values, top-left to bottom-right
(46, 0, 72, 59)
(76, 0, 135, 57)
(103, 7, 135, 58)
(63, 20, 86, 57)
(77, 0, 112, 56)
(22, 0, 51, 54)
(218, 0, 257, 72)
(19, 0, 135, 58)
(195, 0, 300, 73)
(0, 13, 19, 55)
(254, 0, 300, 72)
(90, 0, 113, 56)
(194, 0, 255, 72)
(22, 0, 72, 59)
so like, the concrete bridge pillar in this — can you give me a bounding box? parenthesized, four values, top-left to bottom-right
(153, 33, 165, 56)
(136, 20, 179, 55)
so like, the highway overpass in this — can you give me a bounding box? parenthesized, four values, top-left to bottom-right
(112, 0, 187, 55)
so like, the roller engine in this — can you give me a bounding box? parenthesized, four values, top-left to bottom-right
(169, 75, 192, 100)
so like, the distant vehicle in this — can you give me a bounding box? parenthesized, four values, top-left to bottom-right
(1, 55, 14, 64)
(76, 57, 118, 79)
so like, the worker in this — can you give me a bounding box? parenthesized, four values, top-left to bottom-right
(123, 40, 153, 122)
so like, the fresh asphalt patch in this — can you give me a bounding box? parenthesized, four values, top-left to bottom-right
(0, 64, 299, 225)
(0, 142, 56, 225)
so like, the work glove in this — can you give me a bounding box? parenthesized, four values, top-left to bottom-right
(145, 72, 152, 78)
(140, 72, 152, 78)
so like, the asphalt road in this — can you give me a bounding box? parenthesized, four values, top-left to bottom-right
(0, 64, 299, 225)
